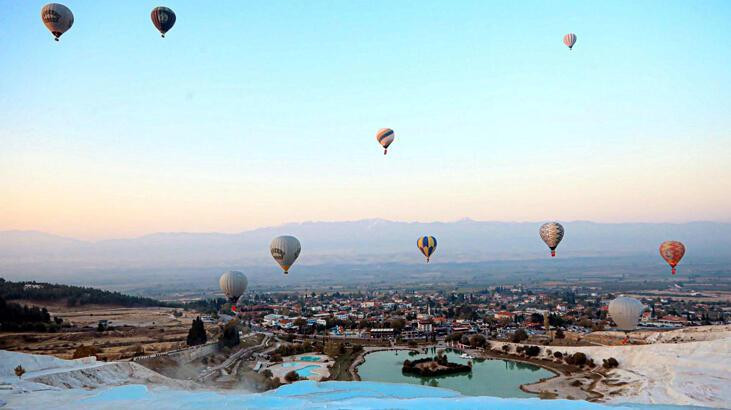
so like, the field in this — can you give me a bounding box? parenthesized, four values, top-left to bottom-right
(0, 301, 217, 360)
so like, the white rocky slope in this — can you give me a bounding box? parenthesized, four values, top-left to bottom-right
(502, 326, 731, 408)
(0, 350, 196, 395)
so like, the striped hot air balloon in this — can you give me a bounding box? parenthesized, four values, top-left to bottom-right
(563, 33, 577, 50)
(219, 271, 248, 303)
(151, 6, 176, 38)
(270, 235, 301, 274)
(659, 241, 685, 275)
(417, 236, 437, 263)
(41, 3, 74, 41)
(376, 128, 395, 155)
(539, 222, 564, 257)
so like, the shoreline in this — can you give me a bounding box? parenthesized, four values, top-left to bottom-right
(350, 344, 573, 399)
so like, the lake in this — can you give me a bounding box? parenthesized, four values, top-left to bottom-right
(356, 348, 554, 398)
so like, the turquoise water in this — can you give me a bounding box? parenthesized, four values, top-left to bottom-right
(72, 381, 674, 409)
(296, 365, 319, 377)
(300, 356, 321, 362)
(281, 362, 298, 368)
(357, 348, 554, 398)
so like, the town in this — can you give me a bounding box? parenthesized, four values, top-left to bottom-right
(232, 284, 731, 344)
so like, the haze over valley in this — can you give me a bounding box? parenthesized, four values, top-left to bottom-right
(2, 219, 730, 296)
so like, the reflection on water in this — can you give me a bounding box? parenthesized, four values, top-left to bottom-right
(357, 349, 554, 398)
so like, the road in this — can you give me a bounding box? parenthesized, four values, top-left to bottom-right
(196, 335, 271, 382)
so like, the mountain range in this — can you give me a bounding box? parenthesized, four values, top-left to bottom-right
(2, 220, 730, 280)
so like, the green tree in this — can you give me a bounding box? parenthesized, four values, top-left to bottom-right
(186, 316, 207, 346)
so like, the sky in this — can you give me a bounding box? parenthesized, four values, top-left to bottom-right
(1, 1, 730, 240)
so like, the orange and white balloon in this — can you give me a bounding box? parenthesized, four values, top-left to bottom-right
(376, 128, 395, 155)
(563, 33, 577, 50)
(659, 241, 685, 275)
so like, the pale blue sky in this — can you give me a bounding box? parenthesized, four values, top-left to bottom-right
(1, 1, 730, 238)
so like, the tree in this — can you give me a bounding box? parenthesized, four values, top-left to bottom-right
(555, 328, 565, 339)
(510, 329, 528, 343)
(390, 318, 406, 332)
(530, 313, 544, 323)
(469, 334, 486, 348)
(219, 320, 240, 348)
(284, 370, 300, 383)
(14, 365, 25, 379)
(262, 369, 273, 378)
(186, 316, 207, 346)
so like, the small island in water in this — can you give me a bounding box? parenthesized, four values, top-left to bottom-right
(402, 352, 472, 377)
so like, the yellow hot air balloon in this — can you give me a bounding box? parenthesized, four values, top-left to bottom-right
(417, 236, 437, 263)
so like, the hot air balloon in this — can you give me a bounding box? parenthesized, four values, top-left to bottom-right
(608, 296, 645, 331)
(219, 271, 248, 303)
(41, 3, 74, 41)
(563, 33, 577, 50)
(417, 236, 437, 263)
(270, 236, 301, 274)
(659, 241, 685, 275)
(539, 222, 564, 257)
(151, 6, 176, 38)
(376, 128, 395, 155)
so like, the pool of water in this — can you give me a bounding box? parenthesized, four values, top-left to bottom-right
(356, 348, 554, 398)
(281, 362, 298, 368)
(295, 365, 319, 377)
(299, 356, 321, 362)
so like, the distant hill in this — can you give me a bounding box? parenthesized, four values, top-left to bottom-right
(0, 278, 169, 308)
(1, 220, 730, 284)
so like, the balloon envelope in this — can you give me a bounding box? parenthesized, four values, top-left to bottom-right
(659, 241, 685, 275)
(270, 236, 301, 274)
(608, 296, 644, 331)
(563, 33, 577, 49)
(376, 128, 395, 155)
(41, 3, 74, 41)
(417, 236, 437, 262)
(151, 6, 176, 37)
(539, 222, 564, 256)
(219, 271, 247, 302)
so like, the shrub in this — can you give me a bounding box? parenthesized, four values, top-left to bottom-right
(14, 365, 25, 379)
(72, 345, 99, 359)
(510, 329, 528, 343)
(555, 329, 565, 339)
(501, 344, 511, 352)
(284, 370, 300, 383)
(262, 369, 273, 378)
(553, 351, 563, 359)
(565, 352, 587, 366)
(524, 346, 541, 357)
(602, 357, 619, 369)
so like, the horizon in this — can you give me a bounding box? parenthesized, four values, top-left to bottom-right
(3, 217, 731, 241)
(2, 1, 730, 239)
